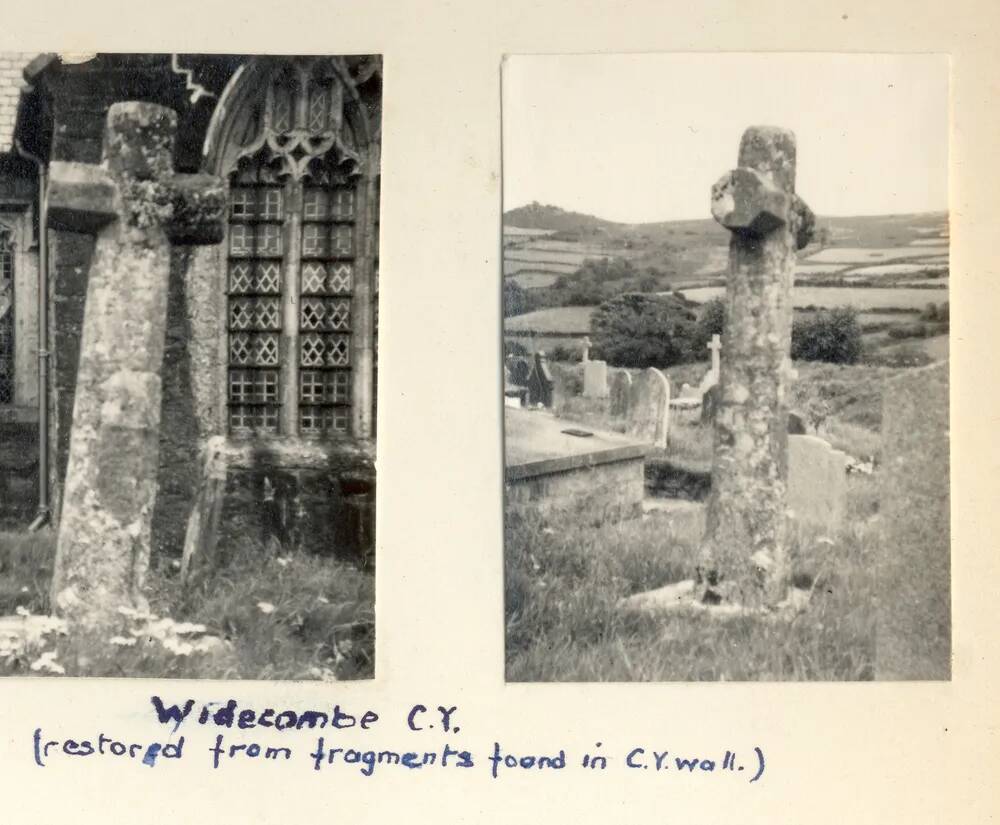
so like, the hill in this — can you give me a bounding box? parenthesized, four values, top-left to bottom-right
(503, 204, 948, 289)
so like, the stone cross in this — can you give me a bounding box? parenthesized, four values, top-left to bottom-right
(696, 125, 814, 608)
(48, 102, 225, 632)
(581, 336, 592, 363)
(707, 334, 722, 379)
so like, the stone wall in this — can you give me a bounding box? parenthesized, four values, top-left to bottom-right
(506, 456, 645, 526)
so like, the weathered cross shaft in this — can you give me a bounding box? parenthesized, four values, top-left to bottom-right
(697, 125, 814, 608)
(49, 102, 225, 632)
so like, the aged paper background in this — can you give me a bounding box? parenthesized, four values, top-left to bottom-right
(0, 1, 997, 822)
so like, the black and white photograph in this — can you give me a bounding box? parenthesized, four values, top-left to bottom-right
(503, 52, 950, 682)
(0, 52, 381, 679)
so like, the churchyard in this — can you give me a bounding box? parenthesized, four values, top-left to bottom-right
(0, 55, 382, 680)
(504, 126, 949, 682)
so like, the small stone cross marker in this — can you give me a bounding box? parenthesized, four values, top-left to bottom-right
(707, 334, 722, 379)
(48, 102, 226, 631)
(697, 125, 814, 608)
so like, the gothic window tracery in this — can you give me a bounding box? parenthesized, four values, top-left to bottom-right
(218, 57, 378, 439)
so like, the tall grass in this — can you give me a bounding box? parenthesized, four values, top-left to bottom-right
(0, 531, 374, 680)
(505, 476, 877, 682)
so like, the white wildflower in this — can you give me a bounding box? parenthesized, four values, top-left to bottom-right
(108, 636, 137, 647)
(275, 557, 291, 568)
(169, 622, 208, 635)
(162, 637, 194, 657)
(316, 595, 329, 604)
(30, 650, 66, 675)
(256, 601, 276, 615)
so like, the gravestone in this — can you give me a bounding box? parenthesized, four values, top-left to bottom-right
(527, 351, 555, 408)
(697, 125, 815, 608)
(698, 334, 722, 396)
(625, 367, 669, 448)
(876, 362, 950, 680)
(507, 356, 531, 388)
(700, 383, 720, 425)
(787, 411, 807, 435)
(580, 336, 592, 363)
(583, 359, 609, 399)
(609, 369, 632, 417)
(47, 102, 226, 632)
(787, 435, 847, 533)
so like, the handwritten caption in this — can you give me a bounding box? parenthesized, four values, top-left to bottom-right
(31, 696, 766, 782)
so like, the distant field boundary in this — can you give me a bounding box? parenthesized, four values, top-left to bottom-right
(505, 330, 587, 339)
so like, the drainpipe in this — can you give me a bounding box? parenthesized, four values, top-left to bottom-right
(14, 139, 49, 531)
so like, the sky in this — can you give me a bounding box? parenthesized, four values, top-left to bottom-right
(502, 53, 949, 223)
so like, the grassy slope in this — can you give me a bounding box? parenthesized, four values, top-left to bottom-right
(505, 477, 878, 681)
(504, 355, 917, 681)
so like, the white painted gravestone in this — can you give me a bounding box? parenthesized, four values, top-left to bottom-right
(583, 359, 609, 399)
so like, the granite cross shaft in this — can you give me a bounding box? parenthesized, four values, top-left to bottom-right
(48, 101, 226, 631)
(696, 125, 814, 609)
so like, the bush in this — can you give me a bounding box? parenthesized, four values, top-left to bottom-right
(548, 344, 577, 362)
(920, 301, 949, 324)
(791, 307, 863, 364)
(692, 296, 726, 353)
(590, 293, 697, 368)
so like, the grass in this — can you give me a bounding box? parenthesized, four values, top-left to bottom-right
(0, 530, 374, 680)
(505, 478, 878, 682)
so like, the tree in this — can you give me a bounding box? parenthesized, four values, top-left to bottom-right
(590, 293, 697, 368)
(791, 307, 863, 364)
(692, 296, 726, 354)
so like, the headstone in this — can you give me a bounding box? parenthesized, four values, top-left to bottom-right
(583, 359, 609, 399)
(609, 369, 632, 417)
(527, 351, 555, 407)
(47, 102, 226, 632)
(707, 334, 722, 379)
(876, 362, 950, 680)
(507, 356, 531, 387)
(697, 125, 815, 608)
(625, 368, 669, 449)
(697, 335, 723, 397)
(787, 411, 807, 435)
(700, 383, 720, 425)
(787, 435, 847, 533)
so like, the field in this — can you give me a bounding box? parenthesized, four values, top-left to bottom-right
(508, 271, 561, 289)
(505, 305, 594, 334)
(679, 285, 946, 311)
(502, 203, 949, 291)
